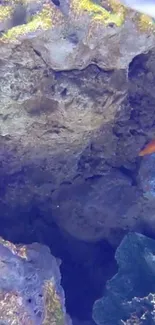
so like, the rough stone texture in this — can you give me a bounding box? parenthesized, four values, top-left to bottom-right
(51, 171, 140, 241)
(92, 232, 155, 325)
(0, 59, 142, 244)
(0, 236, 71, 325)
(120, 294, 155, 325)
(1, 0, 155, 70)
(0, 0, 155, 245)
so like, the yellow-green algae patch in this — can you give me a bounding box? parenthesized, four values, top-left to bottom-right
(43, 280, 64, 325)
(108, 0, 127, 17)
(134, 13, 155, 32)
(1, 4, 53, 40)
(71, 0, 126, 27)
(0, 5, 13, 21)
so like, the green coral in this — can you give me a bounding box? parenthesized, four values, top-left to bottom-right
(71, 0, 126, 27)
(1, 4, 52, 40)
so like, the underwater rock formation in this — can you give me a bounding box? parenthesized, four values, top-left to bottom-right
(93, 232, 155, 325)
(0, 236, 70, 325)
(1, 1, 155, 323)
(0, 0, 155, 246)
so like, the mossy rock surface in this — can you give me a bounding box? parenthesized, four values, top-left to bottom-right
(1, 4, 53, 40)
(0, 0, 155, 71)
(1, 0, 155, 42)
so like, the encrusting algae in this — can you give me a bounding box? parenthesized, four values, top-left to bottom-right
(0, 0, 127, 42)
(42, 280, 65, 325)
(0, 5, 13, 21)
(0, 0, 155, 42)
(71, 0, 126, 27)
(135, 13, 155, 32)
(0, 2, 53, 41)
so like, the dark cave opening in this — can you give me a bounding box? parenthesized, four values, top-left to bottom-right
(59, 238, 117, 320)
(0, 203, 117, 321)
(119, 166, 138, 186)
(128, 52, 149, 78)
(51, 0, 60, 6)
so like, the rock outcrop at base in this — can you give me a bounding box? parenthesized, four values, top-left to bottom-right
(0, 236, 70, 325)
(93, 232, 155, 325)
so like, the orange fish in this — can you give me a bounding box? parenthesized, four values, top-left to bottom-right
(139, 139, 155, 157)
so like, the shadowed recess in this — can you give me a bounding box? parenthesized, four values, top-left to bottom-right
(0, 199, 117, 320)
